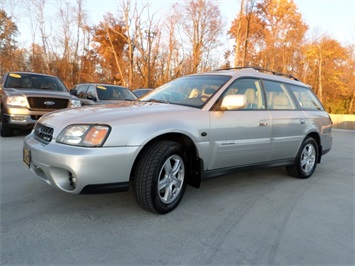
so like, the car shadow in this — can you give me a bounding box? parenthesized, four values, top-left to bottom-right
(0, 124, 32, 137)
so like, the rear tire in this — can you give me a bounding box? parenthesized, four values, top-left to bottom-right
(286, 137, 319, 179)
(133, 140, 187, 214)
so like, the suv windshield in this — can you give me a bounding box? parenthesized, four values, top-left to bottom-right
(4, 73, 68, 92)
(141, 75, 231, 108)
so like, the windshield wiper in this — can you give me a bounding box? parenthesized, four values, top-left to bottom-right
(142, 99, 169, 104)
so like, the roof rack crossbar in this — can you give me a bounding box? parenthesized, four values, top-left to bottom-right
(213, 66, 300, 81)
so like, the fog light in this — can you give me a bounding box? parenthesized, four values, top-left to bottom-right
(69, 173, 76, 188)
(11, 116, 26, 122)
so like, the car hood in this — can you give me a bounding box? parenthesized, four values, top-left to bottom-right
(41, 101, 199, 126)
(39, 101, 208, 146)
(4, 88, 70, 98)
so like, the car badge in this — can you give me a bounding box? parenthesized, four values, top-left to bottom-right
(44, 101, 55, 106)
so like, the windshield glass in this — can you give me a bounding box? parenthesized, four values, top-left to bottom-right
(5, 73, 68, 92)
(140, 75, 231, 108)
(96, 85, 137, 100)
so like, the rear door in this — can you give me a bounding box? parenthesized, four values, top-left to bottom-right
(262, 80, 307, 160)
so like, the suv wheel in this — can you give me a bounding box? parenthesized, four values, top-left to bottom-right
(1, 112, 13, 137)
(133, 140, 187, 214)
(286, 137, 318, 179)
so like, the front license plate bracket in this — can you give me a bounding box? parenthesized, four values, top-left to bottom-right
(23, 147, 31, 168)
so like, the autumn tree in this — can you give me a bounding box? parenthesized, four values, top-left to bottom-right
(345, 43, 355, 113)
(92, 13, 128, 85)
(255, 0, 308, 72)
(0, 9, 19, 74)
(26, 43, 47, 73)
(230, 0, 308, 72)
(303, 35, 349, 113)
(229, 0, 263, 67)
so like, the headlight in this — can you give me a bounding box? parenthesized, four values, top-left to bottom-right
(70, 99, 81, 107)
(57, 125, 110, 147)
(6, 96, 28, 107)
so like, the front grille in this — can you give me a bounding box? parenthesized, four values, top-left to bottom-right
(34, 123, 54, 143)
(27, 97, 69, 110)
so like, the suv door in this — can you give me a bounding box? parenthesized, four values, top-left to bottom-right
(263, 80, 307, 161)
(208, 78, 271, 169)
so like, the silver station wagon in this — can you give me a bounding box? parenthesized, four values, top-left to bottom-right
(23, 67, 332, 214)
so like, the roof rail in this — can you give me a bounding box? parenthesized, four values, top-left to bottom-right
(213, 66, 300, 81)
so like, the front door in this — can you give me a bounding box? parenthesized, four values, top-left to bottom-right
(207, 78, 271, 170)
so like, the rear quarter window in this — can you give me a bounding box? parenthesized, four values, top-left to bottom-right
(288, 85, 324, 110)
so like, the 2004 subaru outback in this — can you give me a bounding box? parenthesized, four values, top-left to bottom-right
(23, 67, 332, 214)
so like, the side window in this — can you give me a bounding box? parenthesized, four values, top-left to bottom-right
(87, 85, 97, 100)
(76, 85, 88, 98)
(263, 80, 296, 110)
(288, 85, 324, 110)
(223, 78, 265, 110)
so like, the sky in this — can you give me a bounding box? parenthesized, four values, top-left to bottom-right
(4, 0, 355, 46)
(294, 0, 355, 45)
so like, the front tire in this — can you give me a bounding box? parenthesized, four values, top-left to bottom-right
(1, 112, 13, 137)
(133, 140, 187, 214)
(286, 137, 319, 179)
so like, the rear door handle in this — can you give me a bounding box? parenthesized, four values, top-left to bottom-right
(300, 119, 306, 125)
(259, 122, 268, 127)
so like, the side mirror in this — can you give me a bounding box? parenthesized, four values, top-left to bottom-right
(87, 94, 97, 102)
(221, 94, 247, 110)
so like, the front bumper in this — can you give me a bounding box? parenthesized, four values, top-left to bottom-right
(23, 133, 141, 194)
(3, 113, 38, 128)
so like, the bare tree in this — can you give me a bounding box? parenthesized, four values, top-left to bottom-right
(159, 9, 184, 83)
(33, 0, 51, 72)
(173, 0, 224, 73)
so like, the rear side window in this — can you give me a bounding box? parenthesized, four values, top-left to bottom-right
(288, 85, 324, 110)
(263, 80, 296, 110)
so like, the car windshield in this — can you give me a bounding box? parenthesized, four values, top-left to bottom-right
(4, 73, 68, 92)
(96, 85, 137, 101)
(140, 75, 231, 108)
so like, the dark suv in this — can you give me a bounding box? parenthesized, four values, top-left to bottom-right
(0, 72, 81, 137)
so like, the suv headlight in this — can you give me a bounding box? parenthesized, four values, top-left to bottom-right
(6, 96, 28, 107)
(70, 98, 81, 107)
(57, 125, 110, 147)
